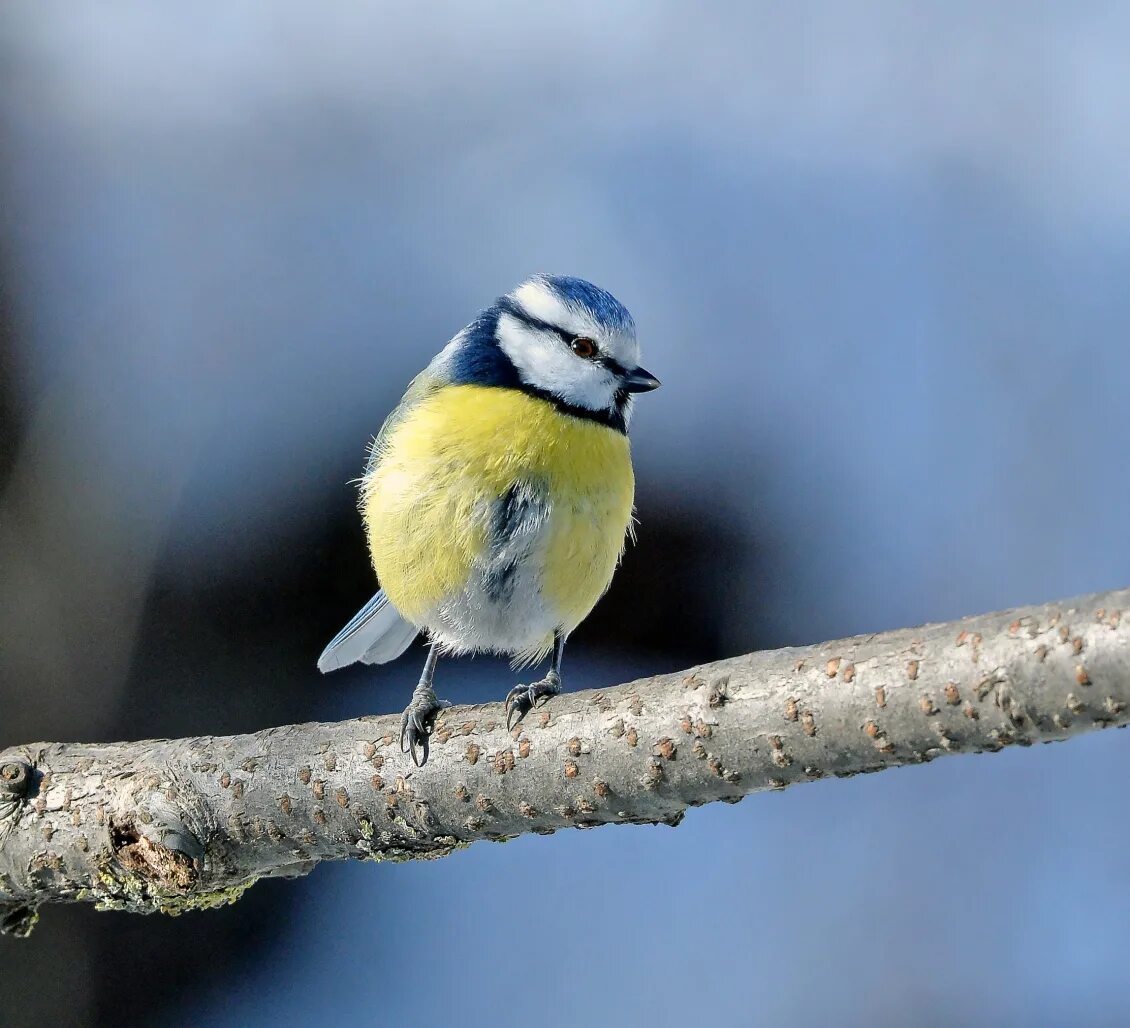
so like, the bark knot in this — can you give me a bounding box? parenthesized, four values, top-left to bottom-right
(0, 760, 33, 820)
(111, 822, 198, 893)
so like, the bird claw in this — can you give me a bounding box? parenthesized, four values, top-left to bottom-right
(399, 690, 450, 767)
(504, 675, 561, 731)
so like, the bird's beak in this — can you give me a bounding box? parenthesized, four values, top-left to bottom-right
(623, 366, 661, 393)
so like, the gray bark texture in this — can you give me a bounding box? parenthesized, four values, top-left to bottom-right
(2, 588, 1128, 938)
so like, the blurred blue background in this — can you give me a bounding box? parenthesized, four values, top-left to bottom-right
(2, 3, 1130, 1025)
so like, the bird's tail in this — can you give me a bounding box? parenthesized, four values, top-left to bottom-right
(317, 590, 419, 673)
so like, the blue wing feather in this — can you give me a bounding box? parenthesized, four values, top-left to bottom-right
(317, 590, 418, 672)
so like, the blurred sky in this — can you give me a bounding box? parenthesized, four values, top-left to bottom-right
(2, 3, 1130, 1026)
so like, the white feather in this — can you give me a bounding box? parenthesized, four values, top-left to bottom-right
(317, 591, 418, 672)
(512, 278, 641, 370)
(495, 312, 622, 411)
(512, 279, 578, 329)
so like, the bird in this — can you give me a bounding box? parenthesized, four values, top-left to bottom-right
(318, 275, 660, 765)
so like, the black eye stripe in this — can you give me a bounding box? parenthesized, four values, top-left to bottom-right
(497, 297, 572, 342)
(499, 298, 606, 353)
(498, 297, 631, 374)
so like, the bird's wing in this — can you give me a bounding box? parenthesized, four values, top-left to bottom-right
(320, 370, 444, 673)
(317, 589, 418, 672)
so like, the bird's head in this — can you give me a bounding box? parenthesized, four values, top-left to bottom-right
(439, 275, 660, 432)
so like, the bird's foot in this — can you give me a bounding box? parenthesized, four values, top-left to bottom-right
(505, 672, 561, 730)
(399, 687, 451, 767)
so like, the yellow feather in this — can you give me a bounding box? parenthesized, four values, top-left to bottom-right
(361, 384, 634, 643)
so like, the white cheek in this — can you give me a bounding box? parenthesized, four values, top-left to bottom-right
(567, 362, 621, 410)
(497, 315, 619, 411)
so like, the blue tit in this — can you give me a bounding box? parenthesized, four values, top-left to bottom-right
(318, 275, 660, 765)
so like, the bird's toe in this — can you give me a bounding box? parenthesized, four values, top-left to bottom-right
(399, 691, 449, 767)
(504, 675, 561, 730)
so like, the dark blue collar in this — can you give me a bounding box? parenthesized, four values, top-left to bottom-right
(443, 303, 630, 434)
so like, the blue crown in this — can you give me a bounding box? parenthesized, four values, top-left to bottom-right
(530, 275, 636, 335)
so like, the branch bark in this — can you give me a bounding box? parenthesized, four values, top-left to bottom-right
(2, 588, 1128, 937)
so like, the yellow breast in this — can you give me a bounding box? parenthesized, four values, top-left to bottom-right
(362, 384, 634, 644)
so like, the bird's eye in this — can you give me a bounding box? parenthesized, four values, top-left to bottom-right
(570, 336, 598, 359)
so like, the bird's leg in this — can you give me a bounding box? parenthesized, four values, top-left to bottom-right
(505, 630, 565, 730)
(399, 642, 450, 767)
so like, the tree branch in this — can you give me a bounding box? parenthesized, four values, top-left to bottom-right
(2, 588, 1128, 937)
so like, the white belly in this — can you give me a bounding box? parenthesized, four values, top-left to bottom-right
(421, 490, 559, 664)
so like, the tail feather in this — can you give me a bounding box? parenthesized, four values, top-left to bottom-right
(317, 590, 418, 672)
